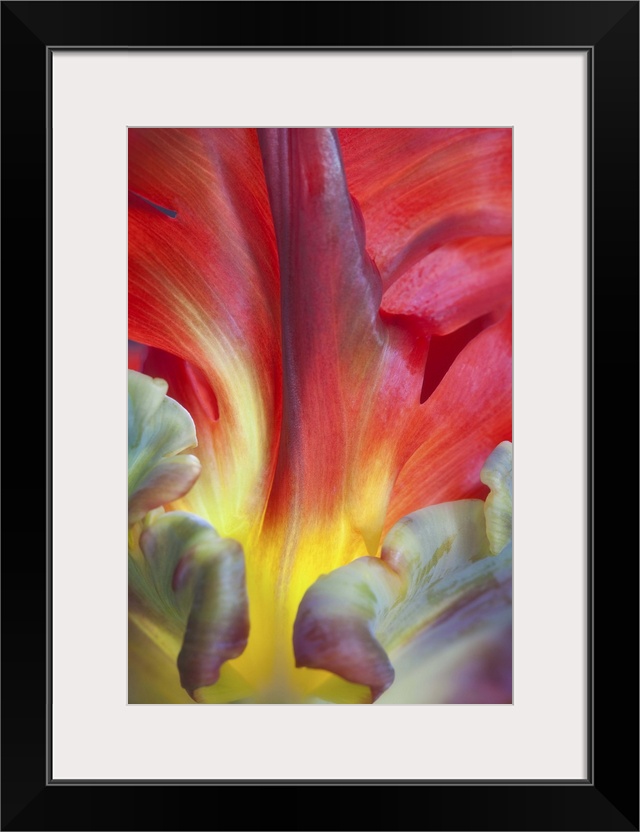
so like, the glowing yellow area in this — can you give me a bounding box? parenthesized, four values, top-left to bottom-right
(185, 346, 273, 543)
(199, 515, 375, 703)
(157, 286, 276, 548)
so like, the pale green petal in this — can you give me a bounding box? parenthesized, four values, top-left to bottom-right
(294, 555, 401, 700)
(128, 454, 201, 526)
(295, 439, 514, 703)
(302, 545, 512, 705)
(294, 499, 492, 701)
(129, 510, 250, 700)
(480, 440, 513, 554)
(128, 369, 200, 525)
(378, 543, 512, 703)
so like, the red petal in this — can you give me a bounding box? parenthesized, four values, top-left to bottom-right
(420, 315, 489, 403)
(382, 236, 512, 336)
(136, 346, 267, 543)
(339, 128, 512, 329)
(129, 129, 282, 539)
(128, 340, 148, 372)
(257, 129, 428, 561)
(257, 130, 511, 577)
(386, 310, 512, 532)
(257, 128, 383, 513)
(129, 129, 279, 366)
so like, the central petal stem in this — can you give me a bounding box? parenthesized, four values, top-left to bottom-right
(204, 128, 426, 702)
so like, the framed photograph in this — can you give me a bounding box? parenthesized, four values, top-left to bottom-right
(3, 2, 637, 830)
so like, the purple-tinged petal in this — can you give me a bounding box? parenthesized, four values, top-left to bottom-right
(128, 455, 201, 526)
(377, 543, 512, 704)
(130, 511, 250, 700)
(294, 440, 513, 703)
(294, 499, 494, 702)
(172, 536, 249, 698)
(293, 557, 400, 701)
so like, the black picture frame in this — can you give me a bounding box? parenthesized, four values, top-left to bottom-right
(2, 2, 638, 830)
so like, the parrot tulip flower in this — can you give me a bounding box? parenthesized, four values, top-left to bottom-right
(128, 127, 512, 704)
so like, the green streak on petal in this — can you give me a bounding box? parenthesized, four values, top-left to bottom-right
(480, 440, 513, 554)
(131, 512, 213, 629)
(296, 437, 514, 703)
(379, 500, 492, 652)
(377, 543, 512, 704)
(294, 499, 491, 701)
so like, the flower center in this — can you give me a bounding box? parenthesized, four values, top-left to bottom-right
(221, 518, 372, 702)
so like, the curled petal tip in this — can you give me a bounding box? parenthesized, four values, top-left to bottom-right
(293, 558, 400, 702)
(132, 512, 250, 700)
(128, 454, 202, 527)
(295, 497, 501, 704)
(294, 606, 395, 702)
(175, 536, 249, 695)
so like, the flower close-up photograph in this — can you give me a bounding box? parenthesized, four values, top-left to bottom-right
(5, 0, 638, 825)
(128, 126, 513, 706)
